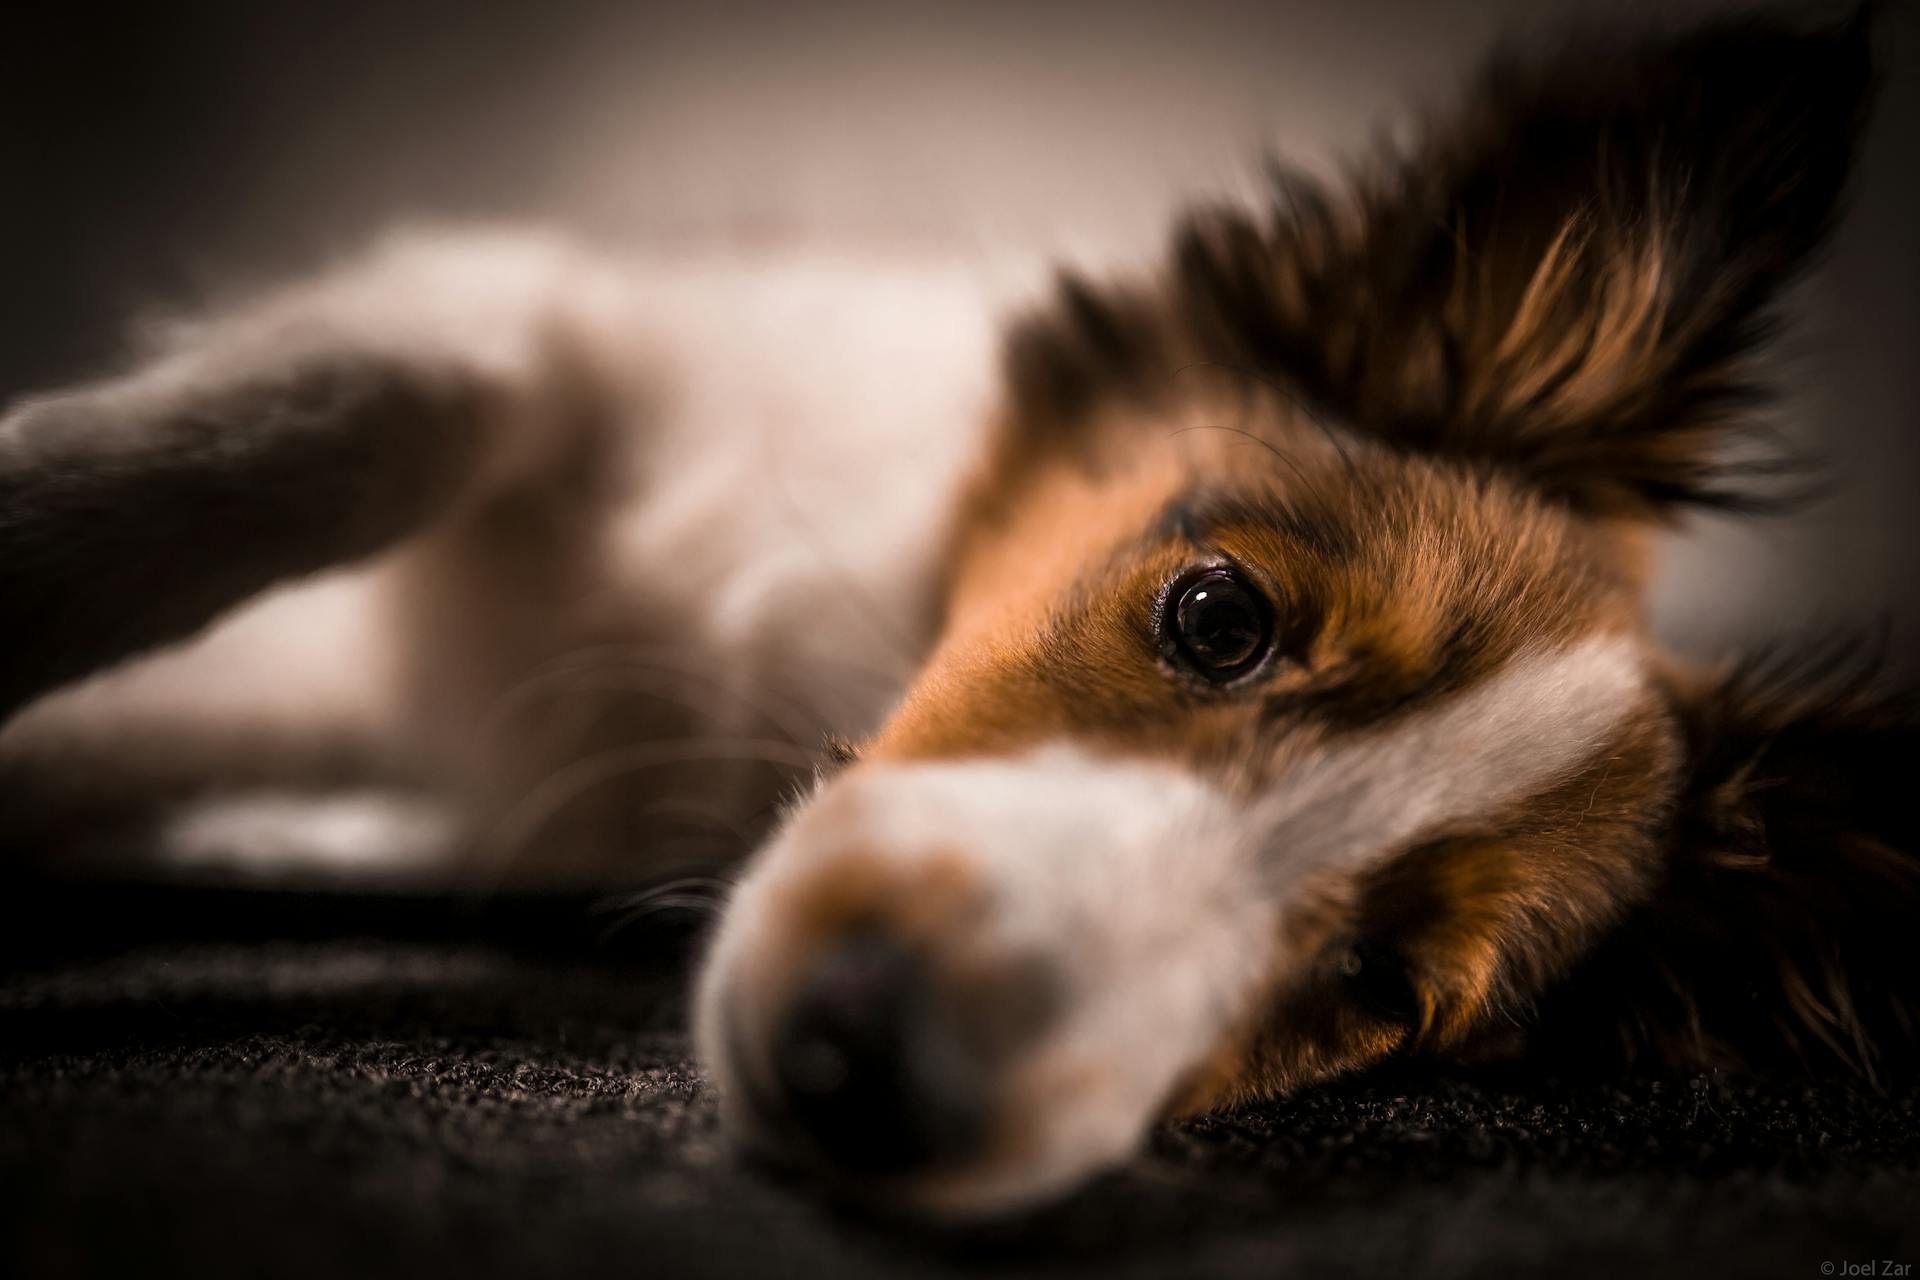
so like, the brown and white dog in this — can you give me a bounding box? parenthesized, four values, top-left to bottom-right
(0, 8, 1913, 1217)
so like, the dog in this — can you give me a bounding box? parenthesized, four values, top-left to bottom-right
(0, 7, 1912, 1218)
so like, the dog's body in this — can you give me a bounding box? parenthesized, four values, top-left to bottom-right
(3, 8, 1915, 1218)
(0, 241, 1012, 882)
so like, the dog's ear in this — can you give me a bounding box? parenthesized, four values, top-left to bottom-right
(1530, 644, 1920, 1077)
(1176, 11, 1874, 519)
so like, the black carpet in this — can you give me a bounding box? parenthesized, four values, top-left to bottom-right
(2, 881, 1916, 1279)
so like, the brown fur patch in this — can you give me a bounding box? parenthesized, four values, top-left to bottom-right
(874, 416, 1641, 774)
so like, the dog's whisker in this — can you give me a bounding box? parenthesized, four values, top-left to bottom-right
(477, 737, 816, 880)
(628, 799, 752, 845)
(482, 666, 826, 759)
(1173, 359, 1360, 484)
(595, 875, 735, 913)
(755, 421, 930, 681)
(482, 652, 827, 741)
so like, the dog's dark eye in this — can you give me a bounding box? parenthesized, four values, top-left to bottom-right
(1167, 570, 1272, 679)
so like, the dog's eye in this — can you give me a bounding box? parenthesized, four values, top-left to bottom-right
(1167, 570, 1272, 679)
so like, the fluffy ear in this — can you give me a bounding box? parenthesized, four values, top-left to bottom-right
(1175, 10, 1875, 518)
(1530, 645, 1920, 1078)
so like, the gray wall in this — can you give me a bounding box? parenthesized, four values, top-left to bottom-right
(5, 0, 1915, 670)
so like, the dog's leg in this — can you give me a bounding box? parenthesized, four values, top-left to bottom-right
(0, 230, 614, 726)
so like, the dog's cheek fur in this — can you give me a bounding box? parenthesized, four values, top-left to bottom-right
(1178, 652, 1920, 1111)
(1173, 705, 1682, 1110)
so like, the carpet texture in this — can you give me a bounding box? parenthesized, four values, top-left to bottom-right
(2, 881, 1916, 1279)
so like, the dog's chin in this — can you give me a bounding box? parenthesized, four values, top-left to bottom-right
(698, 1014, 1198, 1220)
(709, 1092, 1144, 1221)
(695, 970, 1157, 1217)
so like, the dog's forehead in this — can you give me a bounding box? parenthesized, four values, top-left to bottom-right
(961, 402, 1626, 616)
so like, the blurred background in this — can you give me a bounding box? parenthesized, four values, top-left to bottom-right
(4, 0, 1916, 670)
(3, 13, 1915, 1269)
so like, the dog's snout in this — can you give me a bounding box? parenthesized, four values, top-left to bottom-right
(771, 935, 985, 1177)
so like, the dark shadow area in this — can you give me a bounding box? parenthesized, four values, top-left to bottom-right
(3, 880, 1917, 1278)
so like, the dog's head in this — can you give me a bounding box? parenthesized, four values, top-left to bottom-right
(697, 13, 1874, 1214)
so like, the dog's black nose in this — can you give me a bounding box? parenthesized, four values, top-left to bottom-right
(772, 936, 984, 1176)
